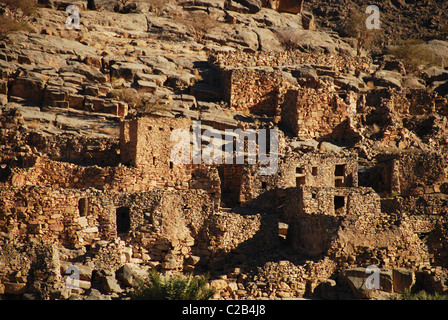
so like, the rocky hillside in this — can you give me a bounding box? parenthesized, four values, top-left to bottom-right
(306, 0, 448, 44)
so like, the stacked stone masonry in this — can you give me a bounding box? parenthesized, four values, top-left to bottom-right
(1, 48, 448, 299)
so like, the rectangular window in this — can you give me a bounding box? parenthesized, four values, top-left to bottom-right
(78, 198, 89, 217)
(335, 164, 345, 177)
(296, 176, 306, 186)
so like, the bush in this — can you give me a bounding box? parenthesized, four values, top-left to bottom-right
(131, 270, 215, 300)
(179, 12, 221, 43)
(388, 39, 440, 73)
(145, 0, 169, 17)
(342, 7, 379, 56)
(0, 0, 36, 40)
(109, 88, 143, 109)
(0, 15, 33, 40)
(0, 0, 38, 17)
(275, 28, 306, 52)
(390, 289, 448, 300)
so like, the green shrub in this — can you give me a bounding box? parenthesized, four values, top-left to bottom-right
(131, 270, 215, 300)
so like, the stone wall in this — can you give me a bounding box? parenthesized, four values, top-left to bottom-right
(0, 186, 115, 249)
(222, 67, 290, 117)
(0, 185, 281, 293)
(210, 50, 367, 140)
(376, 151, 447, 196)
(208, 51, 371, 75)
(239, 150, 359, 212)
(280, 85, 358, 140)
(0, 108, 121, 169)
(285, 186, 381, 255)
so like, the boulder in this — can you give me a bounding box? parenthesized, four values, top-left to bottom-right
(373, 70, 403, 90)
(3, 282, 27, 295)
(84, 288, 112, 300)
(60, 262, 94, 282)
(234, 0, 262, 13)
(102, 276, 123, 294)
(424, 40, 448, 66)
(319, 141, 343, 153)
(423, 66, 448, 82)
(60, 64, 107, 83)
(110, 62, 151, 81)
(252, 27, 283, 52)
(162, 253, 183, 270)
(116, 263, 150, 287)
(402, 76, 426, 90)
(393, 268, 415, 293)
(180, 0, 226, 10)
(10, 76, 47, 103)
(290, 139, 319, 150)
(290, 65, 319, 87)
(339, 268, 393, 299)
(226, 25, 260, 51)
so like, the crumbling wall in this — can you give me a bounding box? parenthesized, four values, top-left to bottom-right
(0, 242, 62, 298)
(209, 51, 371, 75)
(390, 89, 447, 116)
(222, 67, 290, 117)
(285, 186, 381, 255)
(0, 186, 115, 249)
(376, 152, 447, 196)
(281, 85, 358, 140)
(239, 151, 359, 212)
(280, 185, 431, 270)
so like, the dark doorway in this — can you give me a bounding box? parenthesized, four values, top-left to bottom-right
(218, 165, 242, 208)
(0, 164, 11, 182)
(334, 196, 345, 214)
(78, 198, 89, 216)
(116, 206, 131, 234)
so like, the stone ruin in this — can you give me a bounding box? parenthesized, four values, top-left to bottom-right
(1, 44, 448, 300)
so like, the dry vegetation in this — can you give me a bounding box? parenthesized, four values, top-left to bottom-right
(342, 7, 379, 56)
(0, 0, 36, 39)
(178, 12, 221, 43)
(145, 0, 170, 16)
(0, 16, 32, 40)
(388, 39, 440, 73)
(275, 28, 306, 51)
(109, 88, 144, 109)
(0, 0, 38, 17)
